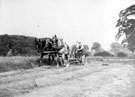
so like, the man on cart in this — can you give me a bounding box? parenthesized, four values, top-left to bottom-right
(75, 41, 84, 58)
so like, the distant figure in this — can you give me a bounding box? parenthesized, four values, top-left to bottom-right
(7, 49, 13, 57)
(75, 42, 84, 58)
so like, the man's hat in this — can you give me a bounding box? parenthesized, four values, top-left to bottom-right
(78, 42, 81, 44)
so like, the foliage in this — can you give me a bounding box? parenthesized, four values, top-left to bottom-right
(83, 51, 91, 57)
(0, 34, 38, 56)
(91, 42, 101, 50)
(116, 4, 135, 52)
(117, 52, 127, 57)
(110, 42, 123, 55)
(91, 42, 104, 54)
(94, 51, 113, 57)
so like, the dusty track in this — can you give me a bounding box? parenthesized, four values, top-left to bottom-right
(0, 60, 135, 97)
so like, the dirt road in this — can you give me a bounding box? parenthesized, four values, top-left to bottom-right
(0, 61, 135, 97)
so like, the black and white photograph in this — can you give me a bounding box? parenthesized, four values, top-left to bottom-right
(0, 0, 135, 97)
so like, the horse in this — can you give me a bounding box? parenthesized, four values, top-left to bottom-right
(34, 38, 55, 65)
(52, 36, 70, 67)
(35, 36, 70, 67)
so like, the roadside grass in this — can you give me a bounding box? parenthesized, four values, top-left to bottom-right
(0, 56, 40, 73)
(0, 56, 135, 73)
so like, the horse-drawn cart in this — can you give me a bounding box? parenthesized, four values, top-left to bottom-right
(38, 49, 67, 67)
(35, 36, 85, 67)
(69, 49, 85, 65)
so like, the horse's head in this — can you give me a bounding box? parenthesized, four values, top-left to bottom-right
(64, 42, 70, 54)
(45, 38, 53, 48)
(58, 38, 64, 47)
(58, 41, 69, 54)
(52, 35, 58, 47)
(38, 38, 53, 51)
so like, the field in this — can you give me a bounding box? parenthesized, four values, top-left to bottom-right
(0, 56, 54, 73)
(0, 56, 135, 97)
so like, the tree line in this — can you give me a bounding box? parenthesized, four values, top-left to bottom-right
(1, 4, 135, 56)
(0, 34, 38, 56)
(0, 34, 134, 57)
(0, 34, 90, 56)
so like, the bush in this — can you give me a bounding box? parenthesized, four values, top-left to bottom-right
(117, 52, 127, 57)
(94, 51, 113, 57)
(0, 34, 38, 56)
(83, 51, 91, 57)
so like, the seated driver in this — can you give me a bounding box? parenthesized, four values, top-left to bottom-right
(76, 42, 84, 52)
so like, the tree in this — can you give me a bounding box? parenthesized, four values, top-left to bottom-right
(91, 42, 103, 54)
(116, 4, 135, 52)
(0, 34, 38, 56)
(94, 51, 113, 57)
(110, 42, 123, 55)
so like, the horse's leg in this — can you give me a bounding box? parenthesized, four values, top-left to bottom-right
(82, 55, 85, 65)
(48, 54, 51, 65)
(56, 55, 59, 68)
(60, 54, 64, 67)
(65, 54, 69, 67)
(80, 54, 83, 65)
(80, 56, 83, 65)
(57, 54, 64, 67)
(51, 55, 55, 65)
(79, 52, 84, 65)
(78, 53, 81, 65)
(63, 54, 67, 67)
(39, 53, 44, 66)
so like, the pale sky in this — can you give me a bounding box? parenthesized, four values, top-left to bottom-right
(0, 0, 134, 50)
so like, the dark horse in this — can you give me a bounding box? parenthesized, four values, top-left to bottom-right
(35, 35, 70, 67)
(34, 38, 56, 64)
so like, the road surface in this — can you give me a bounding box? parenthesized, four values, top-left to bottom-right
(0, 61, 135, 97)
